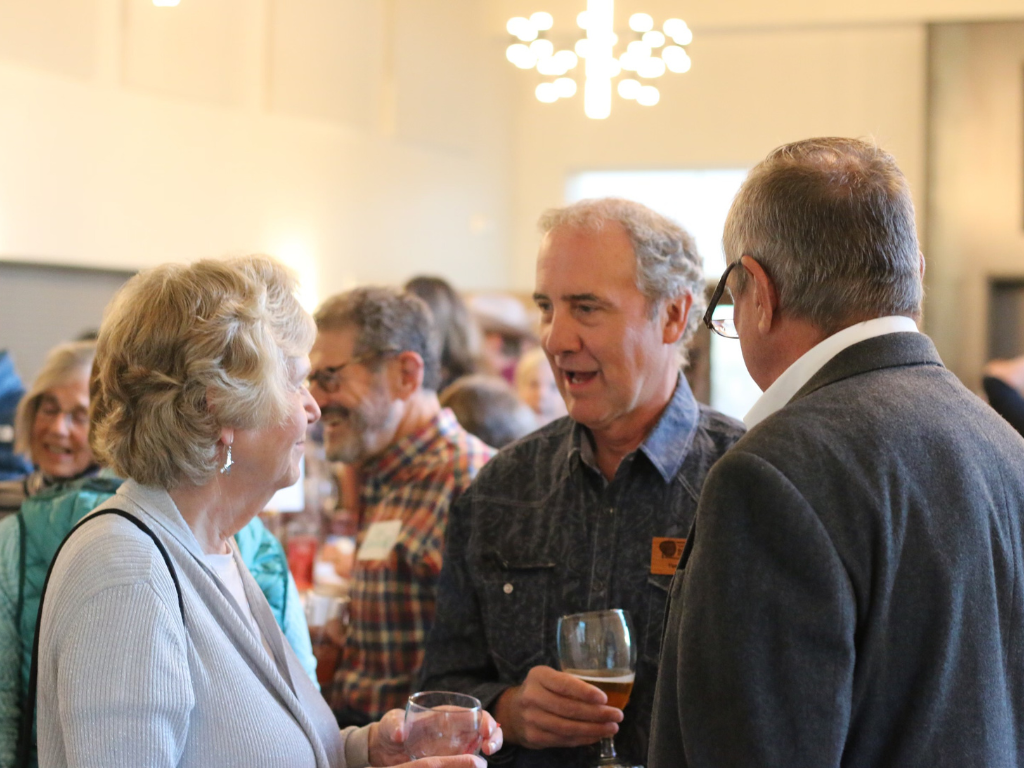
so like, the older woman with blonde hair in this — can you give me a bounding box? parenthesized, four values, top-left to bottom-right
(33, 255, 499, 768)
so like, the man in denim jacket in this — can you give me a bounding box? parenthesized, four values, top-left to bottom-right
(421, 199, 744, 768)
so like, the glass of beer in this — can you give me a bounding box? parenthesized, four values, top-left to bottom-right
(557, 609, 640, 768)
(404, 691, 483, 758)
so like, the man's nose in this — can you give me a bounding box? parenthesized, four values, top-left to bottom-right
(542, 308, 580, 356)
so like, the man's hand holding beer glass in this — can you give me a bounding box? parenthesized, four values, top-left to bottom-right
(494, 664, 624, 749)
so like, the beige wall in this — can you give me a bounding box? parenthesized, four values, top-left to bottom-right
(3, 0, 1024, 325)
(0, 0, 515, 307)
(927, 22, 1024, 386)
(507, 24, 929, 291)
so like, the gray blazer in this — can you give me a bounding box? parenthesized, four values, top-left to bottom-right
(650, 332, 1024, 768)
(37, 481, 368, 768)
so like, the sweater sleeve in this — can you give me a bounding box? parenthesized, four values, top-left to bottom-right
(0, 516, 20, 768)
(39, 580, 195, 768)
(282, 571, 319, 688)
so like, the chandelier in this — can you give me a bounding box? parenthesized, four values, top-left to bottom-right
(505, 0, 692, 119)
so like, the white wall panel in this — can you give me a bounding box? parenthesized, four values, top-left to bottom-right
(0, 0, 96, 79)
(269, 0, 385, 129)
(122, 0, 252, 106)
(393, 0, 476, 152)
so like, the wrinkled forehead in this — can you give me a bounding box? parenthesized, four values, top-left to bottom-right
(536, 222, 639, 295)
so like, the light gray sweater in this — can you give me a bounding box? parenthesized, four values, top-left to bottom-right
(37, 481, 369, 768)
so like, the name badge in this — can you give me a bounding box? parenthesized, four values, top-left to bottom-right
(651, 537, 686, 575)
(356, 520, 402, 561)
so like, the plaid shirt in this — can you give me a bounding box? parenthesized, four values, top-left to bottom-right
(332, 408, 495, 719)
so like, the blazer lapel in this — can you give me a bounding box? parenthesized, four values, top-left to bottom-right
(790, 332, 945, 406)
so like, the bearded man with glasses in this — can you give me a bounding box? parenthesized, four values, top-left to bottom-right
(309, 287, 494, 728)
(650, 137, 1024, 768)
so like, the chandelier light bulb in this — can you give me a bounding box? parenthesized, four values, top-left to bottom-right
(507, 16, 538, 42)
(637, 56, 666, 78)
(555, 50, 579, 70)
(663, 18, 685, 38)
(530, 11, 554, 31)
(555, 77, 578, 97)
(536, 82, 560, 103)
(511, 46, 538, 69)
(642, 30, 666, 48)
(577, 11, 590, 29)
(506, 43, 527, 63)
(664, 18, 693, 45)
(662, 45, 691, 72)
(617, 78, 642, 100)
(629, 13, 654, 33)
(619, 51, 639, 72)
(575, 39, 590, 58)
(537, 56, 563, 76)
(637, 85, 660, 106)
(627, 40, 652, 60)
(530, 39, 554, 59)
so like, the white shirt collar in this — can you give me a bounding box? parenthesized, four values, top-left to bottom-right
(743, 315, 920, 429)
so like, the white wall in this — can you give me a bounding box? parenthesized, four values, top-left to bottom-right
(506, 24, 928, 291)
(927, 22, 1024, 385)
(0, 0, 515, 308)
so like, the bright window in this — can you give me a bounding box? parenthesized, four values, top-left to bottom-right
(565, 169, 761, 420)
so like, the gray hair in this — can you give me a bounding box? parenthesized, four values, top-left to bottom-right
(90, 255, 315, 489)
(314, 287, 442, 392)
(14, 340, 96, 456)
(723, 137, 922, 333)
(538, 198, 705, 355)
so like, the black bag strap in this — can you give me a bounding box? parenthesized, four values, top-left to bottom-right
(15, 508, 184, 768)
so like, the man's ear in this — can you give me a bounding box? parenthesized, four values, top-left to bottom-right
(661, 292, 693, 345)
(391, 351, 425, 400)
(918, 250, 926, 279)
(744, 257, 779, 334)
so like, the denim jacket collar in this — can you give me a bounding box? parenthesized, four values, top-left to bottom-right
(568, 374, 700, 484)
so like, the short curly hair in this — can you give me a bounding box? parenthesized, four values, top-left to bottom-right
(314, 286, 442, 392)
(90, 255, 315, 489)
(538, 198, 705, 358)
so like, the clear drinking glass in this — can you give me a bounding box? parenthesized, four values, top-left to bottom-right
(404, 691, 483, 758)
(557, 609, 641, 768)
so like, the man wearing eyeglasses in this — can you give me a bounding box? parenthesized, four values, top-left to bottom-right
(650, 138, 1024, 768)
(308, 287, 494, 728)
(421, 199, 745, 768)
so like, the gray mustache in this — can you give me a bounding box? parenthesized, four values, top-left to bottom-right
(320, 405, 352, 420)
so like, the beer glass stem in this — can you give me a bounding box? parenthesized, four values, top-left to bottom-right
(598, 736, 618, 764)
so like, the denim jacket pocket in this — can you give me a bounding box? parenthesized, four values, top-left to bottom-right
(642, 574, 673, 665)
(481, 558, 556, 682)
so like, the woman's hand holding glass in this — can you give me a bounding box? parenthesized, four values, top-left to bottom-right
(367, 701, 503, 767)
